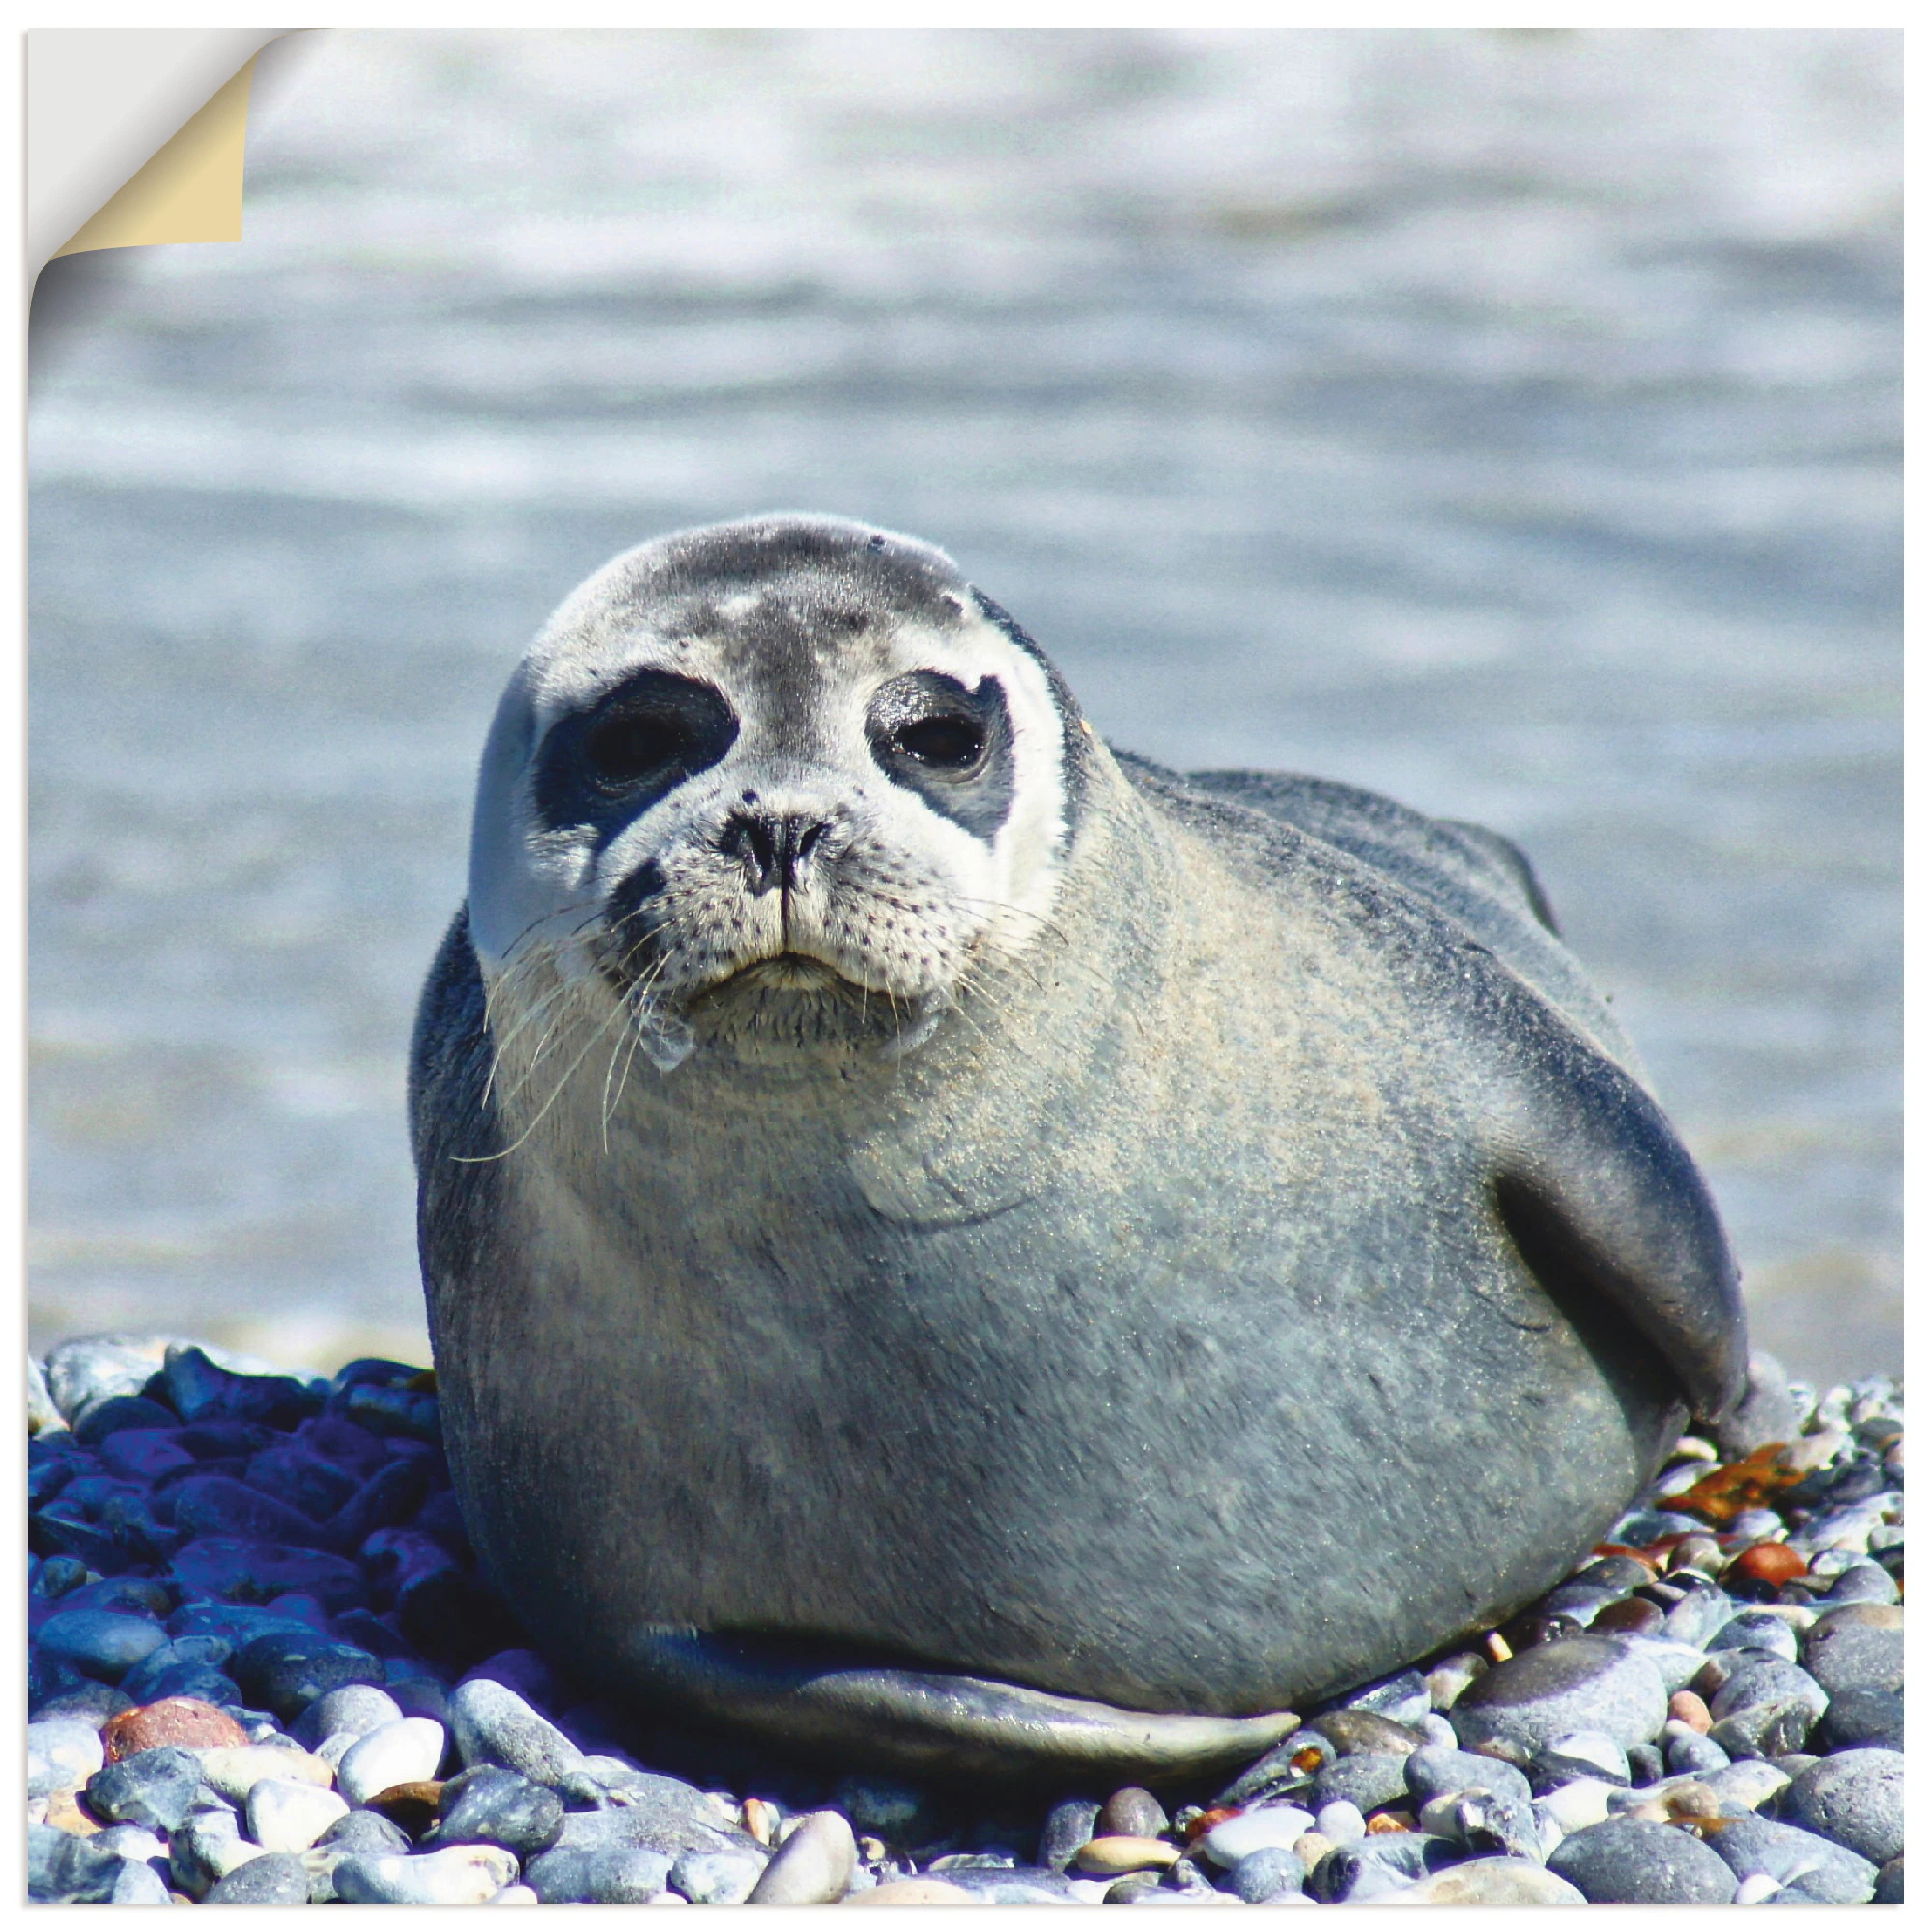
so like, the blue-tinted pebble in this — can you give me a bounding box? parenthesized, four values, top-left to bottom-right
(203, 1852, 313, 1903)
(1709, 1613, 1799, 1662)
(172, 1473, 343, 1550)
(1037, 1795, 1101, 1870)
(242, 1439, 363, 1520)
(231, 1631, 386, 1719)
(329, 1456, 435, 1547)
(96, 1429, 198, 1483)
(72, 1395, 180, 1447)
(1803, 1619, 1902, 1698)
(171, 1535, 368, 1613)
(1822, 1561, 1897, 1605)
(1229, 1845, 1306, 1902)
(526, 1846, 674, 1904)
(318, 1807, 415, 1855)
(1405, 1745, 1533, 1808)
(1666, 1727, 1731, 1775)
(85, 1745, 209, 1831)
(1710, 1659, 1827, 1723)
(36, 1607, 169, 1682)
(1340, 1668, 1430, 1726)
(164, 1345, 323, 1430)
(428, 1763, 568, 1856)
(28, 1821, 128, 1903)
(1817, 1684, 1904, 1751)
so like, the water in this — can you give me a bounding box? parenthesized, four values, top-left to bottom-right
(28, 28, 1900, 1382)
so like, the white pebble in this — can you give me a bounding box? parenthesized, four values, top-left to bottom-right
(333, 1846, 521, 1906)
(1314, 1800, 1365, 1846)
(487, 1884, 542, 1905)
(337, 1717, 447, 1807)
(1534, 1778, 1617, 1835)
(247, 1776, 350, 1853)
(1734, 1873, 1783, 1905)
(1202, 1804, 1314, 1867)
(195, 1744, 333, 1804)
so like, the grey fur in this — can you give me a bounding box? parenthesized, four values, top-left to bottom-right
(412, 514, 1747, 1782)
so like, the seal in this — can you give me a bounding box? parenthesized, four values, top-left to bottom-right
(412, 513, 1748, 1783)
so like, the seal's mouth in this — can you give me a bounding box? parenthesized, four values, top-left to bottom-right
(711, 952, 853, 996)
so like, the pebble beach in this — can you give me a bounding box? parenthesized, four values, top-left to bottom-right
(28, 1334, 1903, 1905)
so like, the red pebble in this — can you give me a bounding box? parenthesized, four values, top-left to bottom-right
(104, 1696, 251, 1761)
(1669, 1690, 1713, 1734)
(1727, 1542, 1807, 1588)
(1184, 1807, 1240, 1843)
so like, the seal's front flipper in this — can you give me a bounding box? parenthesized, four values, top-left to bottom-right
(1487, 1008, 1747, 1426)
(617, 1628, 1298, 1786)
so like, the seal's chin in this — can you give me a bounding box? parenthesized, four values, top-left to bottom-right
(681, 951, 941, 1062)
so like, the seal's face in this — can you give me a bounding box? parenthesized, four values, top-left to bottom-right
(467, 516, 1079, 1069)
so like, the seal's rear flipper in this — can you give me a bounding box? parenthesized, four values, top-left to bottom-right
(1490, 1022, 1747, 1427)
(616, 1629, 1298, 1786)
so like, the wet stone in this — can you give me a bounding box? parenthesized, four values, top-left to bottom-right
(1786, 1748, 1904, 1866)
(204, 1851, 313, 1904)
(1546, 1815, 1736, 1903)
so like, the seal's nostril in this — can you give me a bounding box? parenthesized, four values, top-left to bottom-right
(797, 821, 827, 860)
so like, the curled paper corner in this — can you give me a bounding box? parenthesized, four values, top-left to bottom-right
(26, 29, 311, 288)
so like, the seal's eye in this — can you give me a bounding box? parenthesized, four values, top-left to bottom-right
(891, 715, 985, 772)
(580, 673, 738, 794)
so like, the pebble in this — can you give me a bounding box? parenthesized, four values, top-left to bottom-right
(1040, 1796, 1103, 1870)
(424, 1764, 566, 1858)
(1098, 1785, 1169, 1837)
(524, 1846, 676, 1903)
(247, 1777, 351, 1853)
(1311, 1803, 1364, 1846)
(1785, 1747, 1904, 1866)
(37, 1608, 170, 1682)
(448, 1675, 597, 1795)
(1309, 1752, 1411, 1815)
(169, 1811, 267, 1898)
(1075, 1834, 1180, 1875)
(84, 1746, 208, 1832)
(1803, 1616, 1903, 1698)
(1308, 1710, 1425, 1757)
(1815, 1683, 1904, 1749)
(745, 1810, 857, 1904)
(337, 1716, 448, 1806)
(1395, 1857, 1587, 1905)
(848, 1877, 975, 1903)
(319, 1807, 414, 1856)
(28, 1716, 106, 1791)
(1225, 1846, 1306, 1902)
(1545, 1816, 1737, 1904)
(1200, 1804, 1313, 1866)
(292, 1681, 404, 1749)
(105, 1695, 252, 1760)
(196, 1744, 334, 1805)
(203, 1850, 314, 1904)
(668, 1845, 768, 1904)
(1700, 1812, 1878, 1903)
(1401, 1745, 1531, 1809)
(1451, 1635, 1667, 1754)
(333, 1844, 523, 1905)
(29, 1821, 129, 1903)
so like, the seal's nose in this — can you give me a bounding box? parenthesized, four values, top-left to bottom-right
(722, 810, 833, 896)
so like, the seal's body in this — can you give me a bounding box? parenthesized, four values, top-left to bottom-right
(412, 515, 1747, 1781)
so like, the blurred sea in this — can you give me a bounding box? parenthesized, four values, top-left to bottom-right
(28, 28, 1900, 1382)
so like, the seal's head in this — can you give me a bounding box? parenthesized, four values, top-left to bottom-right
(468, 515, 1085, 1069)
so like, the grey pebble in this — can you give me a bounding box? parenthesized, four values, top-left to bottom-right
(670, 1846, 768, 1904)
(1665, 1725, 1731, 1775)
(110, 1857, 175, 1904)
(318, 1807, 415, 1856)
(525, 1845, 676, 1903)
(425, 1763, 566, 1858)
(1786, 1747, 1904, 1866)
(1816, 1684, 1904, 1750)
(1820, 1560, 1898, 1605)
(942, 1866, 1097, 1903)
(28, 1822, 128, 1904)
(1709, 1658, 1828, 1723)
(36, 1608, 169, 1682)
(1310, 1750, 1412, 1814)
(292, 1679, 403, 1748)
(231, 1631, 386, 1720)
(1404, 1745, 1533, 1809)
(27, 1717, 106, 1793)
(1874, 1856, 1903, 1904)
(828, 1774, 935, 1842)
(85, 1745, 207, 1832)
(1451, 1635, 1668, 1755)
(1339, 1669, 1430, 1727)
(1709, 1697, 1819, 1761)
(1803, 1619, 1903, 1699)
(1227, 1845, 1306, 1903)
(551, 1783, 756, 1861)
(746, 1810, 857, 1904)
(1708, 1613, 1799, 1662)
(1098, 1784, 1169, 1837)
(448, 1674, 598, 1796)
(1702, 1812, 1877, 1903)
(1040, 1795, 1104, 1870)
(203, 1851, 313, 1904)
(1546, 1815, 1736, 1903)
